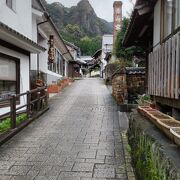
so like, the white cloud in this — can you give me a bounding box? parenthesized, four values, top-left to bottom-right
(46, 0, 134, 22)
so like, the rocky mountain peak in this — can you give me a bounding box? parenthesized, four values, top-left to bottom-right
(77, 0, 91, 7)
(45, 0, 112, 36)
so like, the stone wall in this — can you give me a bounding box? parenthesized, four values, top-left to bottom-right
(112, 73, 145, 104)
(128, 111, 180, 180)
(126, 74, 146, 103)
(112, 74, 127, 103)
(104, 64, 120, 84)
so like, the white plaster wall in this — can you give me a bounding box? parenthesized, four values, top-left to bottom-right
(47, 70, 63, 85)
(153, 0, 161, 48)
(101, 35, 113, 73)
(0, 0, 32, 39)
(32, 14, 38, 42)
(0, 45, 30, 116)
(39, 39, 48, 73)
(64, 61, 68, 77)
(102, 35, 113, 57)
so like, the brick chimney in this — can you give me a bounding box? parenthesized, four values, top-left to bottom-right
(113, 1, 122, 44)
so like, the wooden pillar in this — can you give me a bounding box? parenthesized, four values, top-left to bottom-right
(10, 95, 16, 129)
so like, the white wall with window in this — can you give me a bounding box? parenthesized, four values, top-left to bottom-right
(0, 58, 17, 99)
(0, 0, 32, 39)
(0, 45, 30, 115)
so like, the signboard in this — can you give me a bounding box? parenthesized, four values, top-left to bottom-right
(48, 35, 55, 64)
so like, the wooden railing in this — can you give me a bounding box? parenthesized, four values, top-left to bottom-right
(148, 31, 180, 99)
(0, 86, 48, 129)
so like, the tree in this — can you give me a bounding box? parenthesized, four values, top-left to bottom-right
(113, 17, 145, 65)
(79, 36, 101, 55)
(113, 17, 131, 60)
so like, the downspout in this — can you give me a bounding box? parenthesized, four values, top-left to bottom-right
(36, 16, 50, 79)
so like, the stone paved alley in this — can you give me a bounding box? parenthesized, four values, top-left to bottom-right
(0, 78, 128, 180)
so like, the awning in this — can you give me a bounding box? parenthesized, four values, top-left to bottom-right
(92, 49, 102, 59)
(123, 0, 157, 47)
(0, 22, 46, 53)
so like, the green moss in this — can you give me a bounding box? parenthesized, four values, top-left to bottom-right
(0, 113, 27, 133)
(126, 144, 132, 155)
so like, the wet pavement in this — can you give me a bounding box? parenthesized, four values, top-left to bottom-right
(0, 78, 128, 180)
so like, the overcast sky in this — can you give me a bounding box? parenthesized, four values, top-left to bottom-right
(46, 0, 136, 22)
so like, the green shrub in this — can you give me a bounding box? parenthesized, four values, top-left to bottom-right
(0, 113, 27, 133)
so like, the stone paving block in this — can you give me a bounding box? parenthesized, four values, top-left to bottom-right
(38, 165, 53, 176)
(44, 155, 66, 166)
(77, 151, 96, 159)
(95, 155, 105, 161)
(72, 163, 94, 172)
(84, 139, 99, 144)
(93, 168, 115, 178)
(66, 159, 85, 164)
(27, 154, 49, 162)
(8, 165, 32, 176)
(8, 154, 31, 162)
(80, 178, 107, 180)
(97, 149, 115, 156)
(0, 169, 9, 175)
(11, 175, 35, 180)
(58, 172, 92, 178)
(0, 161, 15, 170)
(0, 154, 11, 161)
(85, 159, 104, 164)
(27, 169, 39, 177)
(58, 177, 80, 180)
(116, 173, 127, 178)
(34, 175, 58, 180)
(0, 175, 12, 180)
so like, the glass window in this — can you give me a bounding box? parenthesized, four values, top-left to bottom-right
(57, 51, 61, 75)
(164, 0, 173, 37)
(6, 0, 12, 9)
(0, 56, 19, 104)
(175, 0, 180, 28)
(163, 0, 180, 38)
(6, 0, 16, 11)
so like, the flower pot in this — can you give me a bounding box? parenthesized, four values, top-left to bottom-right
(156, 119, 180, 140)
(170, 127, 180, 147)
(48, 85, 60, 93)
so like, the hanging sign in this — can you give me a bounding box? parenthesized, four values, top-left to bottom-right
(48, 35, 55, 64)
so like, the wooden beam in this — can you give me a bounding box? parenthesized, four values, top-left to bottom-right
(171, 36, 176, 98)
(175, 32, 180, 99)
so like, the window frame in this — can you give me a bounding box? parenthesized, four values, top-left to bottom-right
(0, 53, 20, 108)
(6, 0, 16, 12)
(161, 0, 180, 41)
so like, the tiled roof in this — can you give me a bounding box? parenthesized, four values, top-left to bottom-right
(125, 67, 145, 74)
(112, 66, 145, 78)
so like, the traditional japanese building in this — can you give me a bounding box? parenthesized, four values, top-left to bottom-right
(123, 0, 180, 119)
(0, 0, 45, 115)
(30, 0, 73, 88)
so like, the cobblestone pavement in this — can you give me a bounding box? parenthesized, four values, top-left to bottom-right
(0, 78, 128, 180)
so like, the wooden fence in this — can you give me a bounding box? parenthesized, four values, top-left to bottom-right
(0, 86, 48, 129)
(148, 32, 180, 99)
